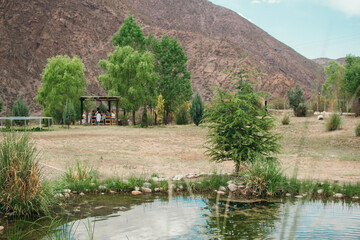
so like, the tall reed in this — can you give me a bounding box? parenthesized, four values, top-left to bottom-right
(0, 133, 50, 216)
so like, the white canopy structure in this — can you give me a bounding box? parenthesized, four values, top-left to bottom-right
(0, 116, 53, 131)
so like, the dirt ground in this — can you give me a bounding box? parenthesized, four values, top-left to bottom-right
(27, 113, 360, 183)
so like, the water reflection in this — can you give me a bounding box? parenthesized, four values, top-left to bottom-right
(61, 195, 360, 240)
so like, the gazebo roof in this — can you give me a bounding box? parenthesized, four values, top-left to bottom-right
(80, 96, 120, 101)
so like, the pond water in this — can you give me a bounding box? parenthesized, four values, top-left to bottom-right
(55, 194, 360, 240)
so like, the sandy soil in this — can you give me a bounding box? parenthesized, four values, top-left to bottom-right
(27, 114, 360, 183)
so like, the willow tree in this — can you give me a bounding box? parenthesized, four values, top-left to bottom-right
(35, 55, 87, 123)
(205, 69, 280, 176)
(98, 46, 157, 125)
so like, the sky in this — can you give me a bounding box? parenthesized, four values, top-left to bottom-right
(209, 0, 360, 60)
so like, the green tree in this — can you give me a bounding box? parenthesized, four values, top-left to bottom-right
(190, 91, 204, 126)
(112, 15, 145, 51)
(344, 55, 360, 98)
(12, 96, 29, 125)
(322, 61, 346, 111)
(205, 70, 280, 176)
(63, 99, 76, 129)
(148, 34, 193, 123)
(98, 46, 157, 125)
(287, 85, 306, 117)
(0, 99, 3, 113)
(35, 55, 87, 123)
(155, 94, 165, 124)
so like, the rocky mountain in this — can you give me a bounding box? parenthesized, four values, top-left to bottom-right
(0, 0, 323, 114)
(312, 57, 346, 67)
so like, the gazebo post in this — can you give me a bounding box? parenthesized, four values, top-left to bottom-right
(116, 100, 119, 125)
(80, 98, 84, 125)
(108, 101, 111, 112)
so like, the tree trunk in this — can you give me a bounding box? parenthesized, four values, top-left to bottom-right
(234, 162, 240, 177)
(154, 112, 157, 125)
(132, 110, 136, 126)
(164, 110, 168, 125)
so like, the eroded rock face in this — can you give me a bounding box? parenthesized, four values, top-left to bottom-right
(0, 0, 322, 113)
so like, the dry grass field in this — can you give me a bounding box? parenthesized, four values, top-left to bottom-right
(24, 113, 360, 183)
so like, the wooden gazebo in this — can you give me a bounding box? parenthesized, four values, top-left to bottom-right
(80, 96, 120, 125)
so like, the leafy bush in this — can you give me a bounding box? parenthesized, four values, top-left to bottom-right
(294, 103, 307, 117)
(0, 133, 50, 216)
(190, 91, 204, 126)
(242, 156, 284, 196)
(287, 85, 306, 117)
(269, 97, 288, 109)
(120, 115, 129, 126)
(156, 94, 165, 124)
(63, 99, 75, 128)
(0, 99, 3, 113)
(12, 96, 29, 125)
(326, 114, 341, 131)
(281, 114, 290, 125)
(141, 108, 148, 127)
(355, 122, 360, 137)
(175, 102, 190, 125)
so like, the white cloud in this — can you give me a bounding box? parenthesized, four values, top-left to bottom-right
(327, 0, 360, 17)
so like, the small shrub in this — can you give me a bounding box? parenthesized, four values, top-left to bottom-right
(190, 91, 204, 126)
(243, 155, 284, 196)
(63, 99, 75, 128)
(326, 114, 341, 131)
(141, 108, 148, 128)
(120, 115, 129, 126)
(355, 123, 360, 137)
(294, 103, 307, 117)
(0, 99, 3, 112)
(0, 133, 50, 216)
(12, 96, 29, 125)
(281, 114, 290, 125)
(175, 102, 190, 125)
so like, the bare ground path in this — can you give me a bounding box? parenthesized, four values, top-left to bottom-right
(27, 114, 360, 182)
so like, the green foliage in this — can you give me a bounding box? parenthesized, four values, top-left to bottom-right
(322, 61, 346, 101)
(325, 114, 341, 131)
(0, 99, 3, 112)
(112, 15, 145, 51)
(98, 46, 157, 125)
(205, 69, 280, 175)
(356, 123, 360, 137)
(147, 34, 193, 122)
(62, 99, 76, 129)
(156, 94, 165, 124)
(175, 102, 190, 125)
(269, 97, 288, 109)
(0, 133, 50, 216)
(64, 160, 96, 184)
(35, 55, 87, 123)
(287, 85, 306, 117)
(344, 55, 360, 98)
(97, 102, 107, 113)
(141, 108, 148, 127)
(242, 156, 284, 196)
(281, 114, 290, 125)
(190, 91, 204, 126)
(12, 96, 29, 125)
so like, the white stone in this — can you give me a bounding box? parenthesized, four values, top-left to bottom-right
(352, 196, 359, 199)
(286, 193, 291, 197)
(154, 188, 160, 192)
(172, 175, 184, 181)
(64, 193, 70, 199)
(295, 195, 303, 198)
(63, 189, 71, 194)
(98, 185, 106, 191)
(219, 186, 226, 192)
(317, 189, 324, 194)
(151, 177, 159, 182)
(141, 187, 152, 193)
(228, 183, 238, 192)
(217, 191, 226, 195)
(100, 193, 105, 195)
(79, 192, 85, 196)
(90, 183, 96, 187)
(109, 190, 116, 194)
(135, 186, 140, 191)
(317, 115, 324, 120)
(0, 226, 4, 231)
(54, 193, 64, 198)
(334, 193, 343, 198)
(143, 182, 152, 188)
(302, 193, 308, 197)
(132, 190, 142, 195)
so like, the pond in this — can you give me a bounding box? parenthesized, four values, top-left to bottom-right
(3, 194, 360, 239)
